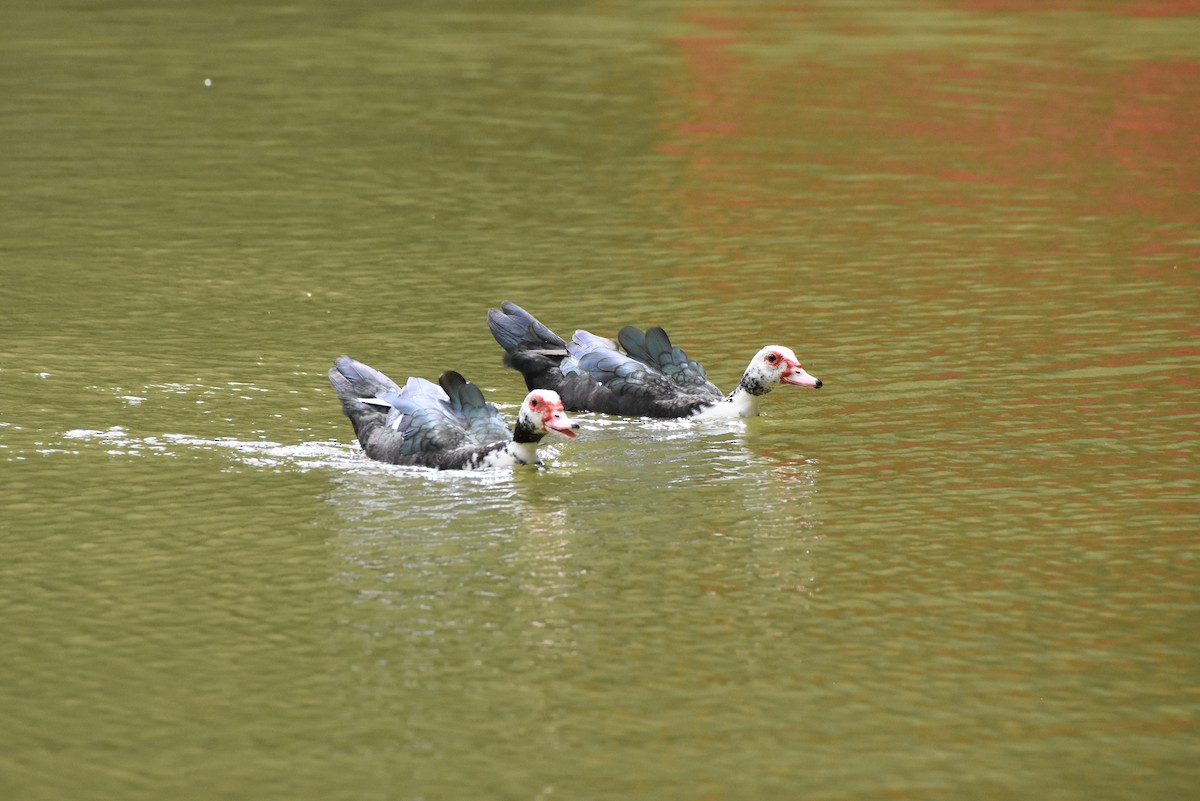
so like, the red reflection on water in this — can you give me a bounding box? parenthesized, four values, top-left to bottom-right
(1104, 61, 1200, 175)
(958, 1, 1097, 9)
(1118, 0, 1200, 15)
(880, 56, 1199, 226)
(957, 0, 1200, 14)
(656, 10, 1198, 278)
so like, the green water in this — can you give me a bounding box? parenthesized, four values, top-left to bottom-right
(1, 1, 1197, 799)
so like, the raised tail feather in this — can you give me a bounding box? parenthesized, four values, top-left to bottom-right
(329, 355, 401, 400)
(484, 305, 721, 417)
(328, 355, 406, 447)
(487, 301, 568, 355)
(488, 301, 575, 394)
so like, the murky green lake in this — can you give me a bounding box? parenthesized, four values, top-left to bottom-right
(2, 1, 1196, 799)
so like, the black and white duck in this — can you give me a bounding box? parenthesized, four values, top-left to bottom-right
(328, 355, 578, 469)
(487, 301, 822, 420)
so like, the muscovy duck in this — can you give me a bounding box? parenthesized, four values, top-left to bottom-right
(328, 355, 578, 469)
(487, 302, 822, 419)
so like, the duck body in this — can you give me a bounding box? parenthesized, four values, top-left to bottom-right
(487, 302, 822, 420)
(328, 355, 577, 469)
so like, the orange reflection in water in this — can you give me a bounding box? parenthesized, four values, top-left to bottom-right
(653, 6, 1199, 275)
(960, 0, 1200, 15)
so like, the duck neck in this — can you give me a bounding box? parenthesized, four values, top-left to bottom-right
(504, 435, 542, 466)
(693, 383, 762, 419)
(722, 372, 774, 418)
(735, 371, 772, 398)
(721, 384, 762, 418)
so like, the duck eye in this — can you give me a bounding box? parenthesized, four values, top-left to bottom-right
(767, 353, 779, 364)
(529, 397, 539, 408)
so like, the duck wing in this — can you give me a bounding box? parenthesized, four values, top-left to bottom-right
(570, 346, 675, 400)
(617, 326, 723, 399)
(487, 304, 722, 418)
(436, 371, 512, 446)
(487, 301, 572, 395)
(487, 300, 567, 355)
(377, 375, 473, 461)
(329, 356, 418, 463)
(560, 331, 709, 417)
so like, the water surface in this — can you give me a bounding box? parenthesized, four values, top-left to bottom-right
(1, 1, 1197, 799)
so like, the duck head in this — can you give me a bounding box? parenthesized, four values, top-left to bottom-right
(516, 389, 579, 442)
(742, 346, 822, 395)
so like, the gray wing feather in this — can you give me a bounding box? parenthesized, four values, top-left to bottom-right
(438, 371, 512, 446)
(488, 301, 568, 354)
(618, 326, 722, 398)
(576, 350, 676, 400)
(563, 329, 619, 377)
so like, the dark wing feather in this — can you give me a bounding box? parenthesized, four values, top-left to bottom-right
(331, 357, 521, 467)
(384, 376, 472, 457)
(329, 355, 402, 398)
(556, 329, 716, 416)
(437, 371, 512, 446)
(618, 326, 722, 398)
(328, 356, 413, 462)
(487, 301, 571, 393)
(392, 406, 468, 457)
(486, 304, 723, 418)
(487, 301, 568, 355)
(576, 350, 677, 400)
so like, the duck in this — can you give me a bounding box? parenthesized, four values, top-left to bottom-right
(486, 301, 822, 420)
(328, 355, 578, 469)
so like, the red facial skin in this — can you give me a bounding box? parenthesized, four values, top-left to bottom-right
(530, 392, 576, 438)
(766, 350, 801, 379)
